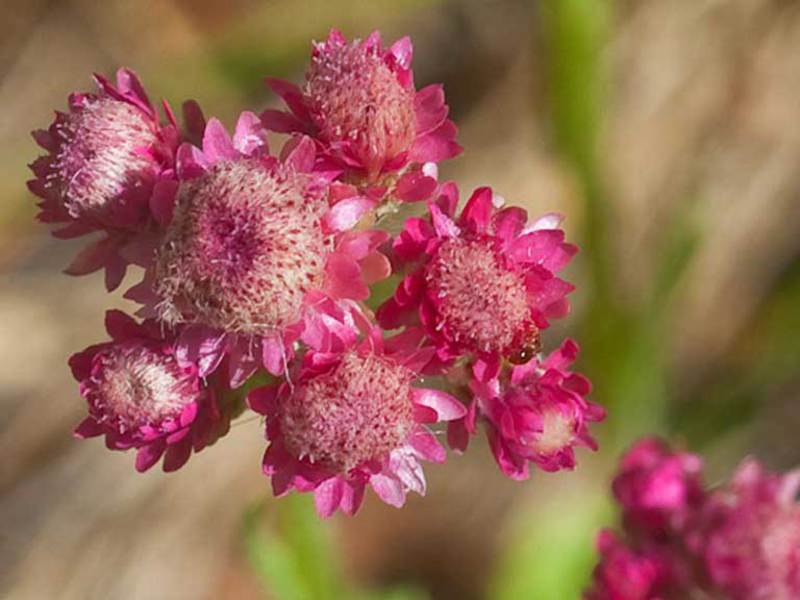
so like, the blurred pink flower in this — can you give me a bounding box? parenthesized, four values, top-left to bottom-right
(701, 460, 800, 600)
(589, 439, 800, 599)
(70, 310, 230, 472)
(248, 312, 465, 517)
(262, 29, 461, 192)
(613, 437, 705, 538)
(586, 531, 677, 600)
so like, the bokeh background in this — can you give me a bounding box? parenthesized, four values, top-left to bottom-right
(2, 1, 800, 598)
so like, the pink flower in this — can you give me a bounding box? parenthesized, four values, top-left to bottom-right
(586, 531, 676, 600)
(247, 314, 466, 517)
(613, 437, 705, 539)
(700, 460, 800, 600)
(377, 184, 577, 370)
(28, 68, 180, 290)
(262, 29, 461, 191)
(70, 310, 230, 472)
(130, 114, 390, 386)
(451, 339, 604, 479)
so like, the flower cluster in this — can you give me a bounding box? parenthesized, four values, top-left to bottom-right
(30, 29, 603, 517)
(586, 437, 800, 599)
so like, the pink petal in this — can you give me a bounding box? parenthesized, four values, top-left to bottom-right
(202, 118, 238, 162)
(104, 257, 127, 292)
(182, 99, 206, 144)
(447, 420, 470, 453)
(407, 428, 446, 463)
(116, 68, 152, 111)
(233, 111, 268, 156)
(359, 252, 391, 285)
(227, 341, 260, 388)
(323, 196, 375, 232)
(543, 338, 580, 371)
(393, 218, 434, 261)
(325, 253, 368, 300)
(394, 171, 437, 202)
(265, 78, 310, 121)
(389, 451, 426, 495)
(135, 442, 166, 472)
(525, 212, 565, 233)
(370, 473, 406, 508)
(261, 335, 289, 376)
(508, 229, 564, 263)
(411, 389, 467, 421)
(149, 179, 178, 227)
(260, 109, 306, 133)
(336, 229, 388, 260)
(314, 477, 344, 518)
(74, 417, 104, 439)
(105, 309, 142, 341)
(429, 203, 460, 238)
(162, 438, 192, 472)
(414, 84, 448, 135)
(389, 35, 413, 70)
(487, 429, 529, 481)
(435, 181, 459, 217)
(339, 481, 366, 516)
(176, 142, 209, 180)
(493, 206, 528, 241)
(409, 122, 462, 163)
(177, 327, 227, 376)
(64, 238, 114, 276)
(281, 135, 316, 172)
(459, 187, 493, 233)
(247, 385, 278, 415)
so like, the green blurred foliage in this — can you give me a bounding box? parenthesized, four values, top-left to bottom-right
(244, 495, 428, 600)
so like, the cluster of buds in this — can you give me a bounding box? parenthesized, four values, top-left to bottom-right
(29, 30, 604, 517)
(586, 437, 800, 599)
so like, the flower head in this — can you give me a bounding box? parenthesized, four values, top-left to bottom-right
(463, 338, 603, 479)
(586, 531, 678, 600)
(28, 68, 179, 290)
(70, 310, 229, 472)
(262, 29, 461, 187)
(613, 437, 706, 539)
(130, 114, 390, 386)
(248, 313, 465, 517)
(378, 185, 577, 369)
(701, 460, 800, 600)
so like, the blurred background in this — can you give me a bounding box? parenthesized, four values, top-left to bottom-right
(2, 0, 800, 598)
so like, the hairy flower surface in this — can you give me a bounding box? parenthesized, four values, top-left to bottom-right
(28, 68, 179, 290)
(248, 312, 465, 517)
(262, 29, 461, 188)
(454, 338, 603, 479)
(130, 114, 390, 385)
(378, 184, 577, 369)
(71, 310, 229, 472)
